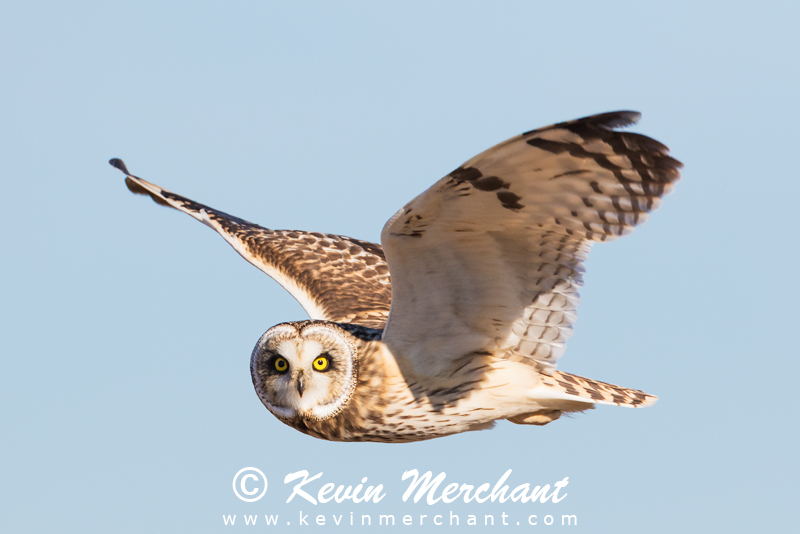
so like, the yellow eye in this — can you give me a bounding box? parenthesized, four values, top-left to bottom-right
(274, 357, 288, 372)
(313, 356, 329, 371)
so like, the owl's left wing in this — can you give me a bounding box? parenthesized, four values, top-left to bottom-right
(110, 159, 391, 328)
(380, 111, 681, 378)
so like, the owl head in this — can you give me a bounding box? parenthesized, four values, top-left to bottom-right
(250, 321, 359, 421)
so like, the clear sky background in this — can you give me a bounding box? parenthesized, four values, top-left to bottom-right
(2, 1, 798, 532)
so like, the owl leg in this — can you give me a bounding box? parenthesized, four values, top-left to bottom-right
(507, 410, 562, 426)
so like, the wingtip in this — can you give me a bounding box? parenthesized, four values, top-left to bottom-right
(109, 158, 130, 175)
(530, 111, 643, 137)
(578, 110, 641, 129)
(109, 158, 164, 203)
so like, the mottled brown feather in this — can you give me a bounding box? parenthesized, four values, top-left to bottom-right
(110, 159, 391, 328)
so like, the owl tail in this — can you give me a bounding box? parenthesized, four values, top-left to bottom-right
(544, 371, 658, 408)
(509, 371, 657, 426)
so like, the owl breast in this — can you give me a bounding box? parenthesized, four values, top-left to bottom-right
(283, 342, 515, 443)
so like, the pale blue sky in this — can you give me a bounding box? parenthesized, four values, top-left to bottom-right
(2, 1, 798, 532)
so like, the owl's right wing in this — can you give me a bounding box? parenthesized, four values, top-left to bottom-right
(111, 159, 391, 329)
(380, 111, 681, 378)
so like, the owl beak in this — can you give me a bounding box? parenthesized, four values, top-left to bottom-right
(297, 373, 305, 398)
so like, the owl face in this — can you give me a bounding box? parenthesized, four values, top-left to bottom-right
(250, 321, 358, 421)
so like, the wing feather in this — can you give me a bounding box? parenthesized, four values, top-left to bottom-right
(110, 159, 391, 328)
(380, 111, 681, 377)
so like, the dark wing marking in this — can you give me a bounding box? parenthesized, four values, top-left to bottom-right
(110, 159, 391, 328)
(380, 111, 681, 377)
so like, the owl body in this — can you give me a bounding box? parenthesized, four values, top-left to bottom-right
(250, 320, 647, 442)
(114, 111, 680, 442)
(252, 321, 509, 442)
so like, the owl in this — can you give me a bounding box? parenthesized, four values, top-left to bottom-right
(111, 111, 681, 442)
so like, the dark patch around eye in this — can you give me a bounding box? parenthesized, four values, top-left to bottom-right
(315, 352, 335, 372)
(266, 355, 289, 374)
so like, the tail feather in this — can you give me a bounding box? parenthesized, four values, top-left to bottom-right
(544, 371, 657, 408)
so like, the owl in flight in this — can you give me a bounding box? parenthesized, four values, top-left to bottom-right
(111, 111, 681, 442)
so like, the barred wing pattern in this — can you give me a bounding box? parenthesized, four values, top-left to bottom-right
(110, 159, 391, 328)
(381, 111, 682, 377)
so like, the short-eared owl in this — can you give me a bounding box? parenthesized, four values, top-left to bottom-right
(111, 111, 681, 442)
